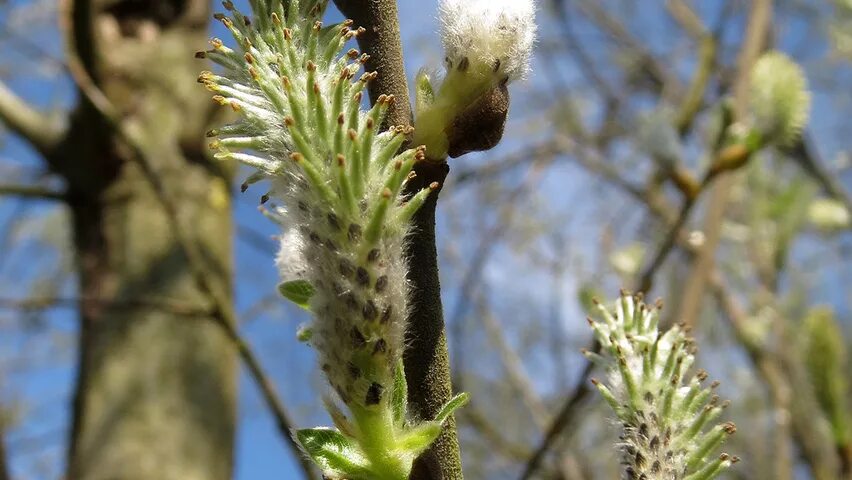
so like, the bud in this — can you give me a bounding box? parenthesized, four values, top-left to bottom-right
(802, 307, 851, 446)
(748, 51, 811, 146)
(413, 0, 536, 159)
(807, 198, 851, 232)
(439, 0, 536, 82)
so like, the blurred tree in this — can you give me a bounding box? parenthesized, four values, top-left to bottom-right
(0, 0, 237, 479)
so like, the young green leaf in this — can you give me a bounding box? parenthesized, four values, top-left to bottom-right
(434, 392, 470, 424)
(278, 280, 315, 310)
(295, 428, 372, 479)
(396, 422, 442, 456)
(391, 360, 408, 427)
(415, 70, 435, 115)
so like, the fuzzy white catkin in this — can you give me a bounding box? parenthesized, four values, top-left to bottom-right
(199, 0, 435, 413)
(275, 228, 307, 283)
(438, 0, 536, 81)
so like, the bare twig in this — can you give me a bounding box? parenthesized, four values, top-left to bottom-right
(0, 296, 211, 317)
(666, 0, 707, 39)
(786, 134, 852, 218)
(475, 296, 549, 428)
(575, 0, 682, 96)
(449, 160, 551, 389)
(0, 184, 65, 201)
(518, 359, 595, 480)
(0, 81, 65, 155)
(674, 0, 772, 328)
(459, 405, 531, 462)
(0, 413, 10, 480)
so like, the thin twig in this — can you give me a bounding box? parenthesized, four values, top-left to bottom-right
(709, 272, 840, 480)
(673, 0, 772, 328)
(518, 359, 594, 480)
(0, 296, 211, 317)
(0, 414, 10, 480)
(0, 81, 65, 155)
(0, 184, 66, 201)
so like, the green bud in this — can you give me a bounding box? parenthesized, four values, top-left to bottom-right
(748, 51, 811, 146)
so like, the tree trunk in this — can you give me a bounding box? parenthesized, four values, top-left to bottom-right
(53, 1, 237, 479)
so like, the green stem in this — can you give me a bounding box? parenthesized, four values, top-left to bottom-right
(351, 406, 409, 480)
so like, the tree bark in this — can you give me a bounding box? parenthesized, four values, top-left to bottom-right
(51, 1, 237, 479)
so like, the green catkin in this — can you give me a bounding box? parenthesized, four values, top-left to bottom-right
(196, 1, 455, 478)
(587, 292, 737, 480)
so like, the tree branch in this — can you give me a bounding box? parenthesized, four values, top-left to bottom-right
(0, 184, 66, 201)
(0, 81, 65, 155)
(0, 413, 10, 480)
(518, 360, 594, 480)
(673, 0, 772, 327)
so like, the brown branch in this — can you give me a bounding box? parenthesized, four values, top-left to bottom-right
(518, 359, 594, 480)
(0, 184, 66, 201)
(0, 296, 211, 317)
(475, 295, 549, 428)
(0, 81, 65, 155)
(458, 405, 531, 462)
(673, 0, 772, 328)
(665, 0, 707, 39)
(786, 134, 852, 219)
(709, 273, 841, 480)
(0, 413, 10, 480)
(575, 0, 682, 96)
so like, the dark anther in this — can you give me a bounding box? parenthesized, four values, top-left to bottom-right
(344, 292, 359, 312)
(356, 267, 370, 287)
(362, 300, 378, 321)
(347, 362, 360, 378)
(375, 275, 388, 293)
(458, 56, 470, 72)
(381, 305, 393, 324)
(634, 450, 646, 469)
(365, 382, 384, 405)
(327, 212, 341, 230)
(367, 249, 381, 262)
(350, 327, 366, 348)
(649, 436, 660, 451)
(339, 258, 355, 277)
(348, 223, 362, 241)
(373, 338, 387, 355)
